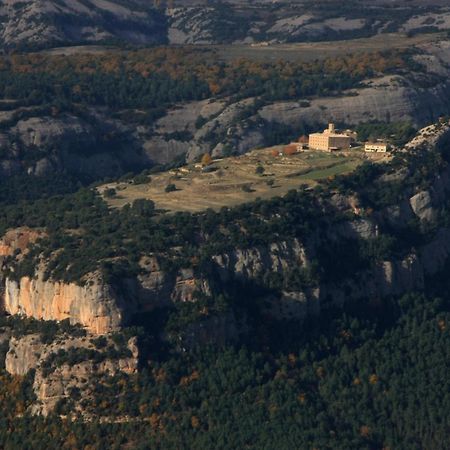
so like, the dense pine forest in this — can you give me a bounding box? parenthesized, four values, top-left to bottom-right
(0, 288, 448, 450)
(0, 48, 418, 112)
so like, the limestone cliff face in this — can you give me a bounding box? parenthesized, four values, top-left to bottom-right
(32, 339, 139, 416)
(0, 228, 46, 313)
(0, 110, 153, 180)
(210, 223, 450, 321)
(2, 255, 210, 334)
(208, 126, 450, 318)
(211, 237, 428, 320)
(212, 239, 308, 282)
(4, 273, 125, 335)
(5, 332, 139, 416)
(5, 334, 42, 376)
(258, 75, 450, 129)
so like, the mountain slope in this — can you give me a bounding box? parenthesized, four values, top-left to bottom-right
(0, 0, 167, 50)
(1, 0, 450, 50)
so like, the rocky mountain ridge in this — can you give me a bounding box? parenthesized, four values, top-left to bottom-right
(1, 0, 449, 49)
(166, 2, 450, 45)
(0, 0, 166, 50)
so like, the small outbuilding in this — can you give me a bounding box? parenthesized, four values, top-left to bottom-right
(365, 142, 389, 153)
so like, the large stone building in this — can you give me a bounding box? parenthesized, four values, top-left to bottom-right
(309, 123, 353, 151)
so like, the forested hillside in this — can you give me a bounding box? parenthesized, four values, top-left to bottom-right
(0, 115, 449, 449)
(0, 46, 445, 180)
(0, 47, 420, 181)
(0, 290, 448, 449)
(0, 1, 448, 448)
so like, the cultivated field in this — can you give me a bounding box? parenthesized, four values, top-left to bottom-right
(100, 147, 387, 214)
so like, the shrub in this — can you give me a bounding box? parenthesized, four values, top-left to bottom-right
(195, 115, 207, 129)
(104, 188, 117, 198)
(165, 184, 177, 193)
(133, 174, 151, 185)
(201, 153, 213, 166)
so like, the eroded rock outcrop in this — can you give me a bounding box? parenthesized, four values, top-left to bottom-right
(211, 238, 430, 321)
(410, 190, 436, 224)
(5, 331, 139, 416)
(2, 253, 211, 334)
(5, 334, 42, 376)
(0, 0, 166, 50)
(0, 109, 155, 180)
(212, 239, 309, 282)
(0, 227, 45, 257)
(259, 75, 450, 129)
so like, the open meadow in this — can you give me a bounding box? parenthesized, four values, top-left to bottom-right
(209, 32, 446, 63)
(99, 147, 388, 213)
(40, 32, 445, 63)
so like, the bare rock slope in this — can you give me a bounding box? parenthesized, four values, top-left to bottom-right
(0, 0, 166, 49)
(1, 0, 449, 49)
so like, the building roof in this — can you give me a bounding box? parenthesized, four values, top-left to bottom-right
(298, 135, 309, 143)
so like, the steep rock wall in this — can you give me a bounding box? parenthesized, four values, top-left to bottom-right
(258, 76, 450, 129)
(4, 274, 124, 334)
(2, 256, 209, 334)
(208, 119, 450, 318)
